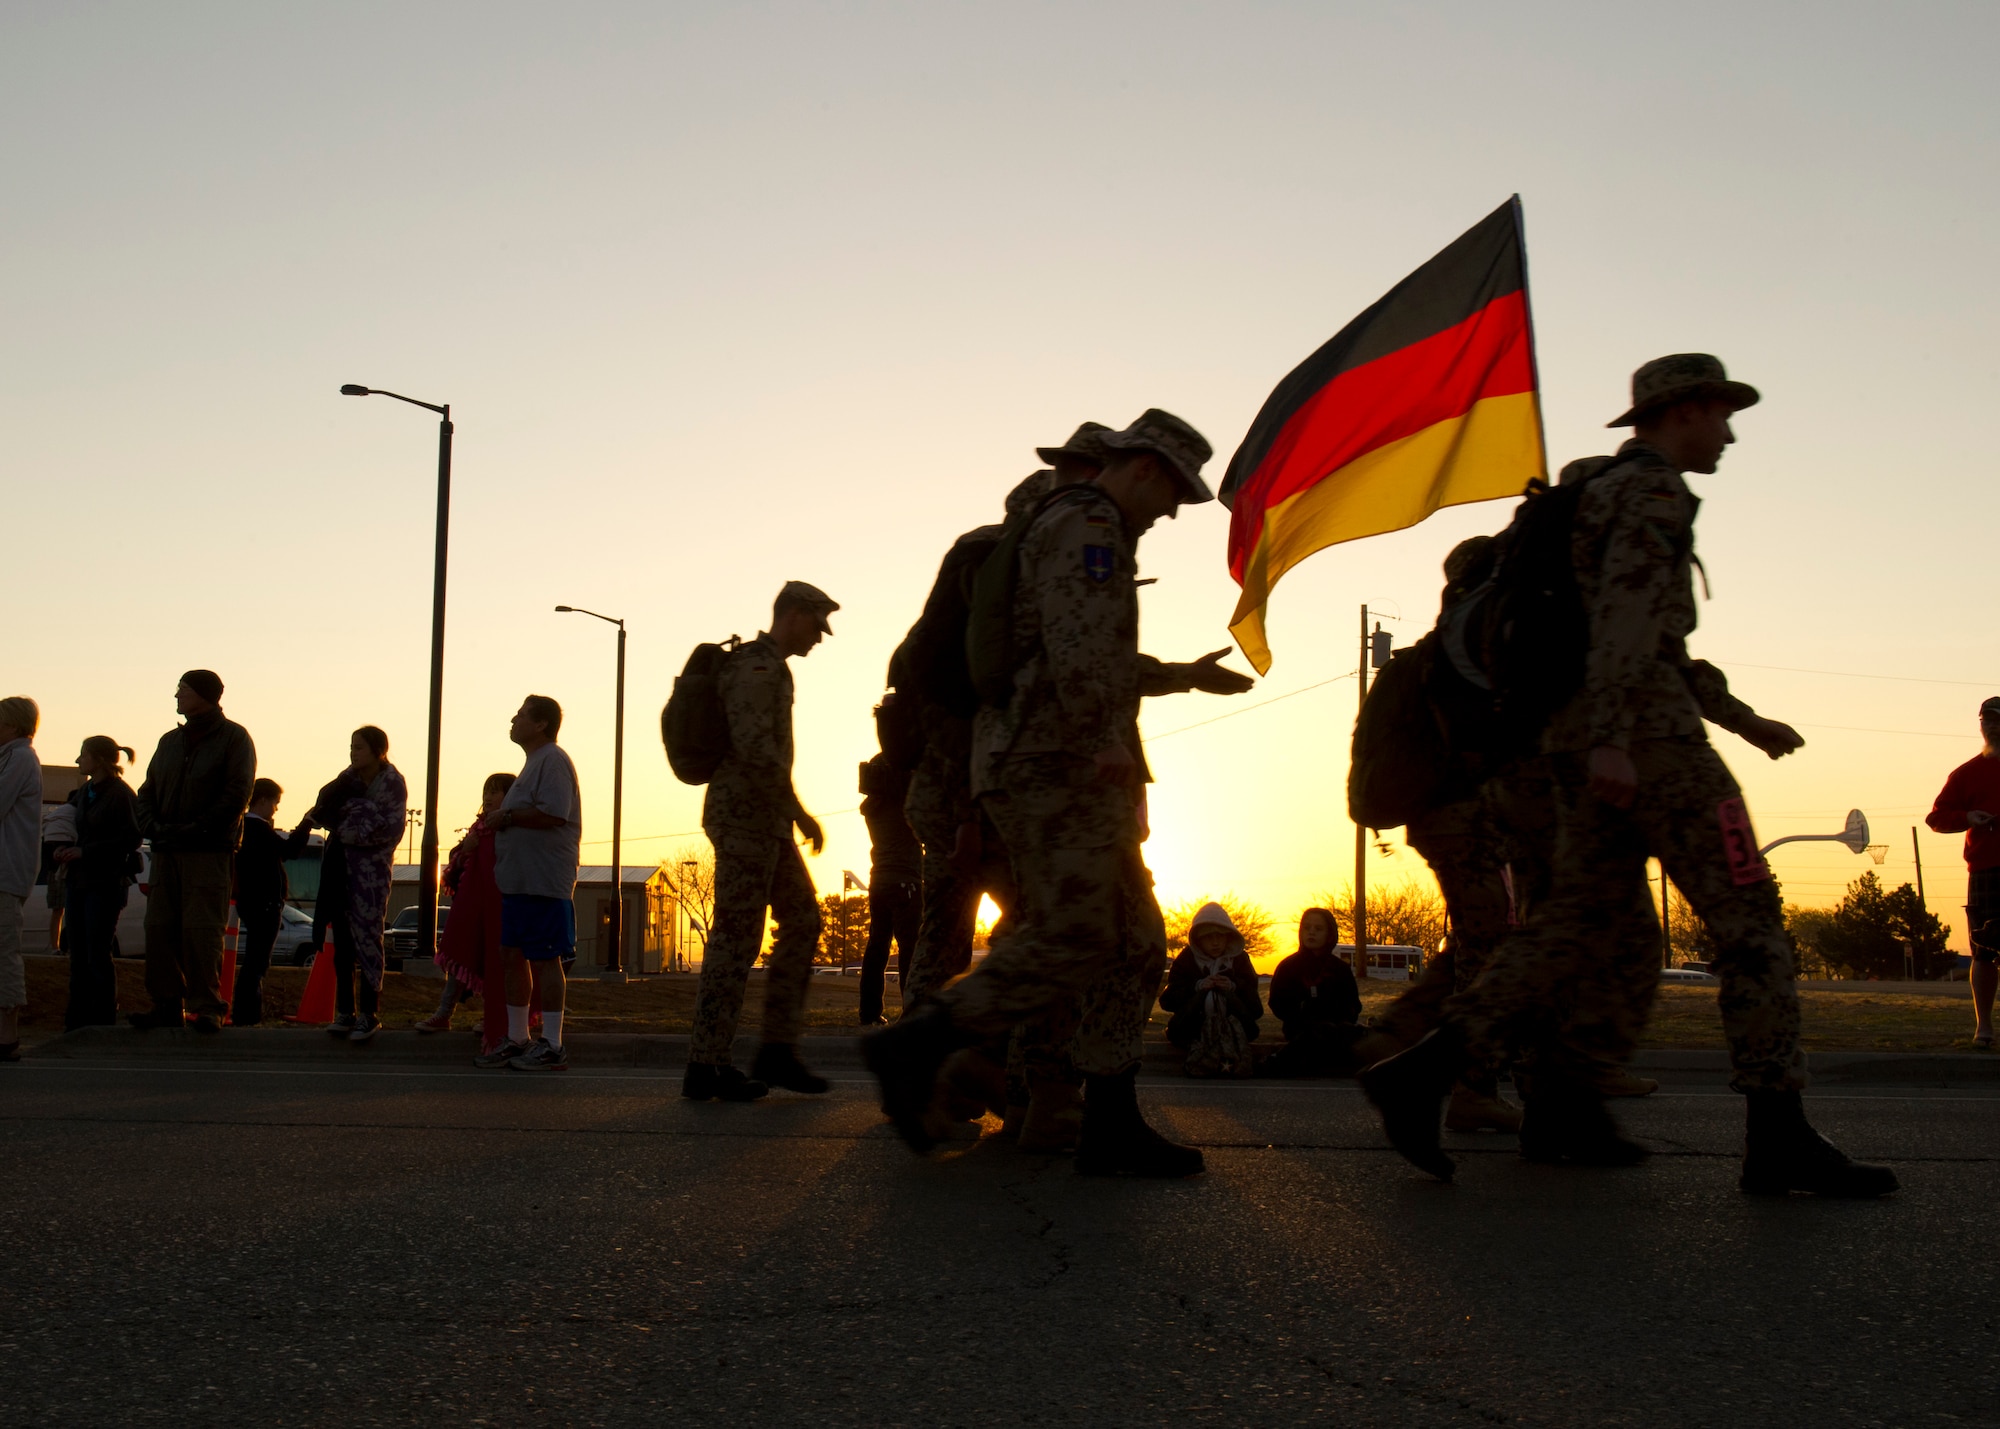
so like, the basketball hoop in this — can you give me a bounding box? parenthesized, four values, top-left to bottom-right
(1866, 844, 1888, 865)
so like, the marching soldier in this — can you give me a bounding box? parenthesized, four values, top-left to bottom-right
(1364, 355, 1897, 1197)
(865, 410, 1251, 1176)
(682, 581, 840, 1103)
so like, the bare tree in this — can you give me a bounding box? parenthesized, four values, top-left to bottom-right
(1318, 878, 1449, 954)
(1160, 894, 1277, 961)
(659, 843, 716, 965)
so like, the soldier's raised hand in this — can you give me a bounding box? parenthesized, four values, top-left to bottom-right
(1184, 648, 1254, 696)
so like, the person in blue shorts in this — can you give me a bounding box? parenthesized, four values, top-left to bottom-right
(476, 695, 582, 1071)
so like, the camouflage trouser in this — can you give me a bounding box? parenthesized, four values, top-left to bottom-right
(903, 805, 1018, 1007)
(936, 755, 1166, 1078)
(1447, 736, 1805, 1093)
(1374, 794, 1514, 1049)
(690, 832, 821, 1065)
(907, 803, 1079, 1096)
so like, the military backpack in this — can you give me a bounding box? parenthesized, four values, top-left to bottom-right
(660, 635, 740, 786)
(963, 484, 1098, 708)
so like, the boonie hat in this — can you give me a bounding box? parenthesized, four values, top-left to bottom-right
(1035, 421, 1113, 467)
(1980, 696, 2000, 720)
(776, 580, 840, 634)
(1608, 354, 1760, 427)
(1098, 408, 1215, 504)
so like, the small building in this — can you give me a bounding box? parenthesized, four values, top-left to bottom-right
(384, 861, 679, 974)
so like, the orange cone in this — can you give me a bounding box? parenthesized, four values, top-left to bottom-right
(288, 937, 337, 1024)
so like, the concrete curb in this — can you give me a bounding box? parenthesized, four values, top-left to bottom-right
(28, 1028, 2000, 1083)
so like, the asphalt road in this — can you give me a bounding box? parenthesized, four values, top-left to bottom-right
(3, 1060, 1996, 1428)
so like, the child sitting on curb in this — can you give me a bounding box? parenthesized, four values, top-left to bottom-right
(1159, 902, 1263, 1078)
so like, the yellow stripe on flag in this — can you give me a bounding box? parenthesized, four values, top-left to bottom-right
(1228, 391, 1544, 674)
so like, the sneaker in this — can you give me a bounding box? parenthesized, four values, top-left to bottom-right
(348, 1015, 380, 1043)
(474, 1039, 529, 1069)
(413, 1013, 454, 1034)
(508, 1038, 568, 1071)
(324, 1014, 358, 1037)
(190, 1014, 223, 1035)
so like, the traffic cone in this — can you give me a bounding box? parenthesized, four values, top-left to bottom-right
(221, 903, 239, 1023)
(288, 937, 337, 1024)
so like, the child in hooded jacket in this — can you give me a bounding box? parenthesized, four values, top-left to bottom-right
(1159, 901, 1262, 1078)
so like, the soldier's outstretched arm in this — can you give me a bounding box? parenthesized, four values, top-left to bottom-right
(1137, 649, 1255, 698)
(1684, 656, 1804, 760)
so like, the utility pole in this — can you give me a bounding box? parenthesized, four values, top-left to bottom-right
(1911, 826, 1927, 907)
(1659, 863, 1672, 967)
(1354, 605, 1370, 979)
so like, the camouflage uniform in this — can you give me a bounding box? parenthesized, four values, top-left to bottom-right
(1446, 439, 1804, 1092)
(691, 631, 820, 1064)
(1372, 790, 1514, 1048)
(934, 486, 1168, 1077)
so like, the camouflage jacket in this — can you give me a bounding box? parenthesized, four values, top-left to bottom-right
(969, 488, 1189, 794)
(1545, 439, 1758, 753)
(701, 632, 803, 842)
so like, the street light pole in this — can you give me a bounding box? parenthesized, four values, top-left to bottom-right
(341, 384, 451, 966)
(555, 605, 626, 979)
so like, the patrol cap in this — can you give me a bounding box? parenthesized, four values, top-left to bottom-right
(1608, 354, 1761, 427)
(1980, 696, 2000, 721)
(1097, 408, 1215, 505)
(775, 580, 840, 633)
(1034, 421, 1113, 467)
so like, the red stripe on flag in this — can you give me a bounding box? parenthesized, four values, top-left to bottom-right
(1228, 291, 1533, 580)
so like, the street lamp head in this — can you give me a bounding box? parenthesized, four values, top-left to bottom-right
(554, 605, 573, 612)
(339, 384, 371, 396)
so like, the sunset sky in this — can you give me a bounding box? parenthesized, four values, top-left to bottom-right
(7, 2, 1995, 950)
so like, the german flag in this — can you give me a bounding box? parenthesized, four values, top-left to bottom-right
(1221, 197, 1545, 673)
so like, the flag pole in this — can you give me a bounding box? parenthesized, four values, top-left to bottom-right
(1509, 193, 1551, 483)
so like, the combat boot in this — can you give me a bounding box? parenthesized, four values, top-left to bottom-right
(1444, 1078, 1523, 1134)
(1517, 1077, 1647, 1166)
(938, 1046, 1011, 1121)
(751, 1042, 830, 1094)
(1016, 1081, 1084, 1154)
(681, 1062, 769, 1102)
(1357, 1027, 1462, 1182)
(1739, 1089, 1899, 1198)
(1596, 1065, 1660, 1098)
(1074, 1068, 1203, 1177)
(861, 1003, 974, 1154)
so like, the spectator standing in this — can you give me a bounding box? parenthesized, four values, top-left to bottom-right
(0, 697, 43, 1060)
(130, 671, 255, 1034)
(1926, 695, 2000, 1048)
(55, 737, 141, 1029)
(40, 801, 76, 954)
(294, 728, 408, 1041)
(857, 736, 921, 1026)
(229, 778, 289, 1025)
(418, 772, 515, 1048)
(477, 697, 581, 1071)
(1159, 902, 1263, 1078)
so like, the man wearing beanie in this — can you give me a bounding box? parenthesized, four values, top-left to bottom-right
(131, 670, 257, 1033)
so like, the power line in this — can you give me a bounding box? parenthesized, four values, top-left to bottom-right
(1798, 722, 1968, 741)
(1720, 660, 1999, 689)
(1144, 672, 1356, 742)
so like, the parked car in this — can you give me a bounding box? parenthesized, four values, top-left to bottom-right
(276, 904, 318, 966)
(1660, 967, 1719, 985)
(386, 904, 450, 960)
